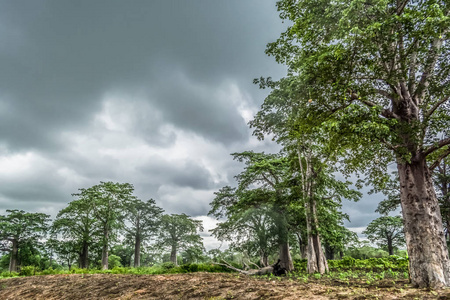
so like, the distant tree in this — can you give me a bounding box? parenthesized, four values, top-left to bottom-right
(181, 245, 207, 264)
(209, 187, 279, 267)
(52, 197, 100, 268)
(46, 238, 78, 270)
(0, 210, 49, 272)
(156, 214, 204, 266)
(124, 198, 163, 267)
(110, 244, 134, 267)
(75, 181, 135, 269)
(230, 151, 295, 271)
(363, 216, 405, 255)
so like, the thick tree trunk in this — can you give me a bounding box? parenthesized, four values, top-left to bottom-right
(101, 230, 109, 270)
(134, 235, 141, 268)
(305, 197, 328, 274)
(170, 245, 177, 266)
(306, 233, 329, 274)
(279, 242, 294, 271)
(9, 239, 18, 272)
(398, 159, 450, 288)
(80, 241, 89, 269)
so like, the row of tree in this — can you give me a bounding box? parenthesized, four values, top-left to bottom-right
(0, 182, 204, 271)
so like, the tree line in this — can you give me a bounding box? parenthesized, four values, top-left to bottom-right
(0, 181, 204, 271)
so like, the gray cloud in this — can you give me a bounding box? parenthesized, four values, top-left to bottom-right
(0, 0, 385, 249)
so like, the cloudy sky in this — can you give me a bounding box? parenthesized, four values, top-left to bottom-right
(0, 0, 384, 250)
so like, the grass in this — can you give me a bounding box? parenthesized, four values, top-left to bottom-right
(0, 257, 410, 287)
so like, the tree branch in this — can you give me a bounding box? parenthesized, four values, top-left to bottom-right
(397, 0, 410, 15)
(429, 147, 450, 171)
(425, 95, 450, 119)
(359, 99, 400, 120)
(423, 138, 450, 158)
(415, 17, 450, 103)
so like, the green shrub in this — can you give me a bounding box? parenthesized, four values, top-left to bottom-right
(40, 267, 58, 275)
(0, 271, 19, 278)
(110, 266, 127, 274)
(19, 266, 36, 276)
(108, 255, 122, 269)
(160, 262, 176, 270)
(293, 259, 307, 272)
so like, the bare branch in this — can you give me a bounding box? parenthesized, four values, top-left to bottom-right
(429, 147, 450, 171)
(375, 89, 394, 100)
(423, 138, 450, 158)
(425, 95, 450, 119)
(397, 0, 410, 15)
(415, 20, 450, 103)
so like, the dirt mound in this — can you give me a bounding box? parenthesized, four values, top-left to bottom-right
(0, 272, 448, 299)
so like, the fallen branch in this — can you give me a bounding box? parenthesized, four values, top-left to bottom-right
(216, 259, 287, 276)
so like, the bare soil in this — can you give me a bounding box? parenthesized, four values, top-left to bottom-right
(1, 272, 449, 299)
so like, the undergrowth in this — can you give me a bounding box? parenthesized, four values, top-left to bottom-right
(0, 256, 410, 285)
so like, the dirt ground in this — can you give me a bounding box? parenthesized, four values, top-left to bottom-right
(1, 272, 449, 300)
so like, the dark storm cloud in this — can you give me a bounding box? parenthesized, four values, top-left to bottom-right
(0, 0, 286, 151)
(137, 157, 214, 190)
(0, 0, 385, 247)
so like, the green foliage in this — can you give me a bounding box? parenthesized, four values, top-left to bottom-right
(19, 266, 35, 276)
(124, 198, 163, 267)
(0, 271, 19, 278)
(363, 216, 405, 255)
(293, 256, 408, 274)
(0, 210, 50, 271)
(107, 254, 122, 269)
(155, 214, 204, 266)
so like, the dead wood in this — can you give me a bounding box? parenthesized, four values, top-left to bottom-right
(216, 259, 287, 276)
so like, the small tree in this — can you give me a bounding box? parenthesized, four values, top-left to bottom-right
(0, 210, 49, 272)
(363, 216, 405, 255)
(156, 214, 204, 266)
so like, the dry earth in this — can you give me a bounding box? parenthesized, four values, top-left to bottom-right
(1, 272, 449, 299)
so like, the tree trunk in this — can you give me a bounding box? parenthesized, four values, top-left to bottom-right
(259, 250, 268, 267)
(296, 232, 307, 259)
(305, 196, 329, 274)
(134, 235, 141, 268)
(325, 244, 335, 260)
(170, 245, 177, 266)
(80, 241, 89, 269)
(9, 239, 18, 272)
(398, 159, 450, 288)
(279, 242, 294, 271)
(101, 230, 109, 270)
(387, 236, 393, 256)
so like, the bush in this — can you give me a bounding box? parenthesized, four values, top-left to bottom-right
(0, 271, 19, 278)
(293, 259, 307, 272)
(108, 255, 122, 269)
(19, 266, 36, 276)
(110, 266, 127, 274)
(160, 262, 176, 270)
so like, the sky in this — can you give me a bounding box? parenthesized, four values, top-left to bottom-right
(0, 0, 386, 250)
